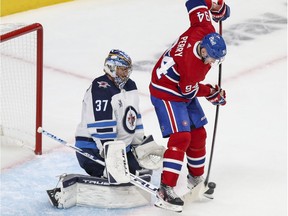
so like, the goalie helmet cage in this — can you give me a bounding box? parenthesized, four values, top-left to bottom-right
(0, 23, 43, 155)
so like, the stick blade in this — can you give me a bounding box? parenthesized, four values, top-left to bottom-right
(181, 182, 206, 203)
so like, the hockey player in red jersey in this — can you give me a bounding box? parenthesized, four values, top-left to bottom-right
(150, 0, 230, 212)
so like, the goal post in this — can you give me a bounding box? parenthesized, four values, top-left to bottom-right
(0, 23, 43, 155)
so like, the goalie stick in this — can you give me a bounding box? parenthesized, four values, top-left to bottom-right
(37, 127, 159, 195)
(38, 127, 214, 210)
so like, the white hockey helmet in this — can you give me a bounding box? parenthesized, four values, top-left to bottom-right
(104, 49, 132, 89)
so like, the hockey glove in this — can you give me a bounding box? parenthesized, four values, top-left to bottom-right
(211, 0, 230, 23)
(206, 84, 226, 106)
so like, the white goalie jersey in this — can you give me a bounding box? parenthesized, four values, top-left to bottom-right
(75, 74, 144, 152)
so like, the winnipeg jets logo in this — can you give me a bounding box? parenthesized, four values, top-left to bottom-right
(123, 106, 138, 134)
(97, 81, 110, 88)
(128, 112, 136, 127)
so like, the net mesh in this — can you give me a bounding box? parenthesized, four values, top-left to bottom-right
(0, 23, 37, 150)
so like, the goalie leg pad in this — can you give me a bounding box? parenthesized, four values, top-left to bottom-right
(47, 174, 151, 209)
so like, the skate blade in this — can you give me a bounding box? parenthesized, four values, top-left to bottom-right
(203, 193, 214, 199)
(154, 199, 183, 213)
(203, 188, 214, 199)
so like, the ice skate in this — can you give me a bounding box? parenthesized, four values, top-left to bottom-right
(187, 174, 204, 190)
(154, 183, 184, 213)
(187, 174, 214, 199)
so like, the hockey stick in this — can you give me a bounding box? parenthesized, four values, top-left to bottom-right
(37, 127, 159, 196)
(204, 21, 223, 189)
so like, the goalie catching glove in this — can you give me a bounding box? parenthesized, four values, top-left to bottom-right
(132, 135, 165, 170)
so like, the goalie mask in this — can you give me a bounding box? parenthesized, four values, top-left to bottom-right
(104, 49, 132, 89)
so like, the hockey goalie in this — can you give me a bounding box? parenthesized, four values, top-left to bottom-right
(46, 49, 165, 209)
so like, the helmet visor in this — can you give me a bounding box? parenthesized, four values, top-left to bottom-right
(203, 53, 225, 66)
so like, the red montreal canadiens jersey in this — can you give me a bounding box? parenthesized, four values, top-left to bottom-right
(150, 0, 216, 102)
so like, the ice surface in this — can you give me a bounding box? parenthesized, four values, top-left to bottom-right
(0, 0, 287, 215)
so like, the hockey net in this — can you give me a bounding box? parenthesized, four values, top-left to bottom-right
(0, 23, 43, 155)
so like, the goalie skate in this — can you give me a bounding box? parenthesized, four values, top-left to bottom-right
(47, 188, 61, 208)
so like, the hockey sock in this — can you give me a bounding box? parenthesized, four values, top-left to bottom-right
(186, 127, 207, 177)
(162, 132, 191, 187)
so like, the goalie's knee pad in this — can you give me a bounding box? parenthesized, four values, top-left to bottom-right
(136, 169, 153, 176)
(135, 169, 153, 182)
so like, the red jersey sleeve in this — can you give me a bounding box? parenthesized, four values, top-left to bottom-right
(186, 0, 212, 27)
(197, 83, 211, 97)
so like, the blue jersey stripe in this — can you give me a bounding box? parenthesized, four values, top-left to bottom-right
(91, 133, 117, 139)
(136, 125, 144, 130)
(186, 0, 207, 13)
(87, 121, 117, 128)
(75, 140, 97, 149)
(187, 157, 206, 166)
(163, 161, 182, 171)
(166, 67, 180, 82)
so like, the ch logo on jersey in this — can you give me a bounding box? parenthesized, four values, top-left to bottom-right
(97, 81, 110, 88)
(123, 106, 138, 134)
(185, 85, 192, 92)
(182, 120, 188, 127)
